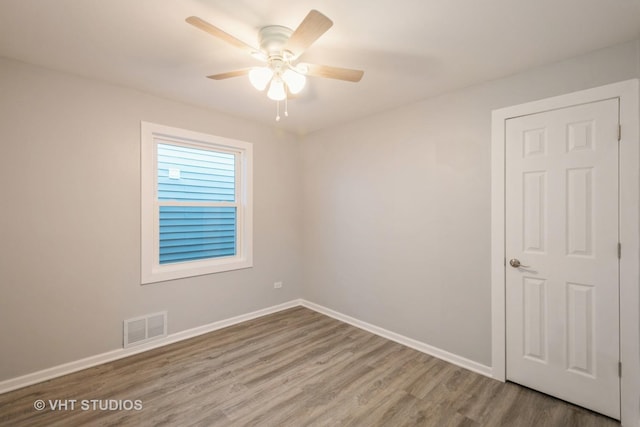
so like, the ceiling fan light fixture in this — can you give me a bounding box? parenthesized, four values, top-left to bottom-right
(249, 67, 274, 91)
(267, 78, 286, 101)
(187, 10, 364, 121)
(282, 68, 306, 94)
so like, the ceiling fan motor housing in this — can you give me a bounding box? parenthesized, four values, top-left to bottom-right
(259, 25, 293, 57)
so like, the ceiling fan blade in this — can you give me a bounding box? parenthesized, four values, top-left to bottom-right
(186, 16, 258, 55)
(284, 10, 333, 57)
(301, 64, 364, 82)
(207, 69, 251, 80)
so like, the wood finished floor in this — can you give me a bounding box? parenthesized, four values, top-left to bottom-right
(0, 307, 619, 426)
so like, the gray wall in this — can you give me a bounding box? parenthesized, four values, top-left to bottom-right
(0, 58, 303, 381)
(301, 39, 640, 366)
(1, 38, 638, 382)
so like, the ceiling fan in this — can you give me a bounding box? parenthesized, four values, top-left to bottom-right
(186, 10, 364, 120)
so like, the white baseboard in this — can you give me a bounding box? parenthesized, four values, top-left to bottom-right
(1, 298, 492, 394)
(300, 300, 493, 378)
(0, 300, 302, 394)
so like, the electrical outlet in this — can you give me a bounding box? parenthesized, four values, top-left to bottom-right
(274, 281, 283, 289)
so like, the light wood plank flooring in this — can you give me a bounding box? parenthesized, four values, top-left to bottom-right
(0, 307, 620, 426)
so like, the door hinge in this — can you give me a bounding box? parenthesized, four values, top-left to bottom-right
(618, 124, 621, 141)
(618, 242, 622, 259)
(618, 361, 622, 377)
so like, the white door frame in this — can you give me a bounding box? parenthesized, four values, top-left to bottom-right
(491, 79, 639, 425)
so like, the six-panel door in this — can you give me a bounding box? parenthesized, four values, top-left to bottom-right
(505, 98, 620, 418)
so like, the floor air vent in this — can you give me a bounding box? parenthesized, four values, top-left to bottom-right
(124, 311, 167, 348)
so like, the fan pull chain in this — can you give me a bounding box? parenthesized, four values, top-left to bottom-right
(285, 94, 289, 117)
(275, 97, 289, 121)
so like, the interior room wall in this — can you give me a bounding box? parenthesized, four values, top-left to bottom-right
(0, 57, 303, 382)
(1, 37, 638, 385)
(300, 39, 640, 366)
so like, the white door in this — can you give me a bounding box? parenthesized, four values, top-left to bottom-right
(505, 98, 620, 418)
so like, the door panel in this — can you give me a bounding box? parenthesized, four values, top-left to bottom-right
(505, 98, 620, 418)
(522, 277, 547, 362)
(566, 167, 593, 256)
(523, 171, 546, 253)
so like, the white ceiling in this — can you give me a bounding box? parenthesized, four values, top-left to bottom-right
(0, 0, 639, 134)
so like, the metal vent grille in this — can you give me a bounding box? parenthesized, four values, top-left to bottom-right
(147, 313, 166, 339)
(124, 311, 167, 348)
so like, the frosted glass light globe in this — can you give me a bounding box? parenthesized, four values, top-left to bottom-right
(267, 78, 286, 101)
(249, 67, 274, 91)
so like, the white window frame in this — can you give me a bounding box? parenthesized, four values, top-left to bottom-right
(141, 121, 253, 284)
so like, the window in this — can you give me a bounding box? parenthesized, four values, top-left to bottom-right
(141, 122, 252, 284)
